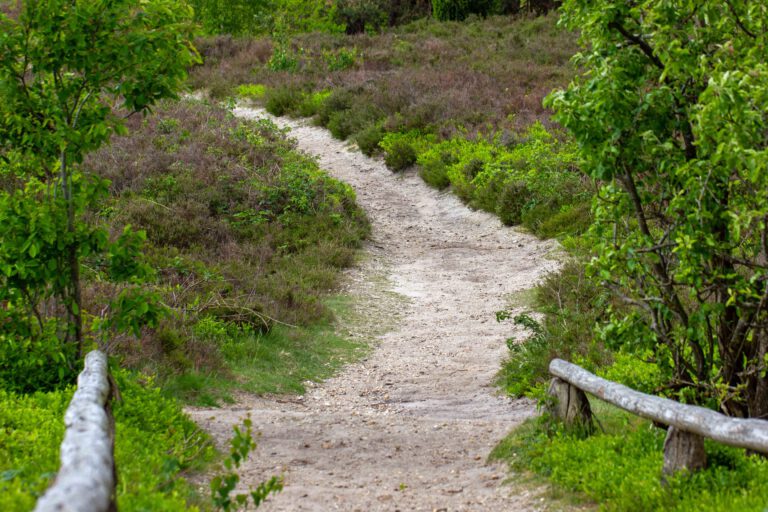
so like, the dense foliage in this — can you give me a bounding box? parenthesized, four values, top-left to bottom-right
(547, 1, 768, 416)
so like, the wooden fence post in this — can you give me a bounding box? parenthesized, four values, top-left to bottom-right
(662, 426, 707, 477)
(547, 377, 594, 432)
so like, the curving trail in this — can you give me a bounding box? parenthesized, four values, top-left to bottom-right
(187, 107, 558, 511)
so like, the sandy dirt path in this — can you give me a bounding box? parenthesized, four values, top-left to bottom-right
(187, 107, 558, 511)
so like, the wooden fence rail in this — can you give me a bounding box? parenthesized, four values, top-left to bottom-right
(34, 350, 116, 512)
(548, 358, 768, 475)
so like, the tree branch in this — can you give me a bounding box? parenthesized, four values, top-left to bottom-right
(724, 0, 757, 39)
(608, 20, 664, 70)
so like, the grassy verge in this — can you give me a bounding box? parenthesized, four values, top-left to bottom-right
(491, 402, 768, 511)
(162, 295, 368, 406)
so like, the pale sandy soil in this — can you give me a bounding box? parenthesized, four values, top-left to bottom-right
(186, 107, 559, 511)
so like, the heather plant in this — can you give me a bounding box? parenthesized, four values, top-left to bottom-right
(85, 100, 370, 400)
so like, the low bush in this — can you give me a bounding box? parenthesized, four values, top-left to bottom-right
(354, 124, 385, 156)
(496, 258, 614, 397)
(495, 180, 529, 226)
(236, 83, 267, 99)
(417, 146, 454, 189)
(0, 328, 78, 394)
(323, 47, 360, 71)
(383, 139, 417, 171)
(431, 0, 497, 21)
(413, 123, 590, 237)
(334, 0, 388, 34)
(380, 131, 434, 171)
(264, 85, 305, 115)
(297, 89, 331, 117)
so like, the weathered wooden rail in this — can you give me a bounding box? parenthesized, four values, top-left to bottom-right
(548, 358, 768, 476)
(34, 350, 117, 512)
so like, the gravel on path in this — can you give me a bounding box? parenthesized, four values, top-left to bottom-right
(187, 107, 559, 511)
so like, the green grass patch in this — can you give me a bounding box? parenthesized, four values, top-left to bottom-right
(236, 83, 267, 99)
(492, 403, 768, 511)
(0, 370, 215, 511)
(163, 295, 368, 404)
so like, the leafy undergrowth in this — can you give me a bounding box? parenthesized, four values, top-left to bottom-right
(83, 98, 370, 402)
(491, 403, 768, 511)
(0, 369, 215, 511)
(495, 249, 619, 399)
(190, 14, 592, 239)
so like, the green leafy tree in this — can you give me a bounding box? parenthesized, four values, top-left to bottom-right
(0, 0, 198, 390)
(546, 1, 768, 417)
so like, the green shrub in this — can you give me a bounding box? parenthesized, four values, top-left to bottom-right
(325, 103, 382, 141)
(493, 409, 768, 512)
(383, 140, 417, 171)
(495, 180, 529, 226)
(315, 89, 353, 126)
(354, 124, 384, 156)
(417, 147, 454, 189)
(431, 0, 497, 21)
(266, 16, 298, 72)
(297, 89, 331, 117)
(264, 86, 304, 116)
(529, 200, 592, 239)
(327, 111, 356, 139)
(597, 351, 663, 394)
(497, 258, 614, 398)
(236, 83, 267, 100)
(334, 0, 387, 34)
(0, 327, 78, 393)
(323, 47, 359, 71)
(190, 0, 272, 36)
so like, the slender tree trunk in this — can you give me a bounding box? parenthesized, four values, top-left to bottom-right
(60, 150, 83, 356)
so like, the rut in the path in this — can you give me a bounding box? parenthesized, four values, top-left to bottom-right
(187, 107, 558, 511)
